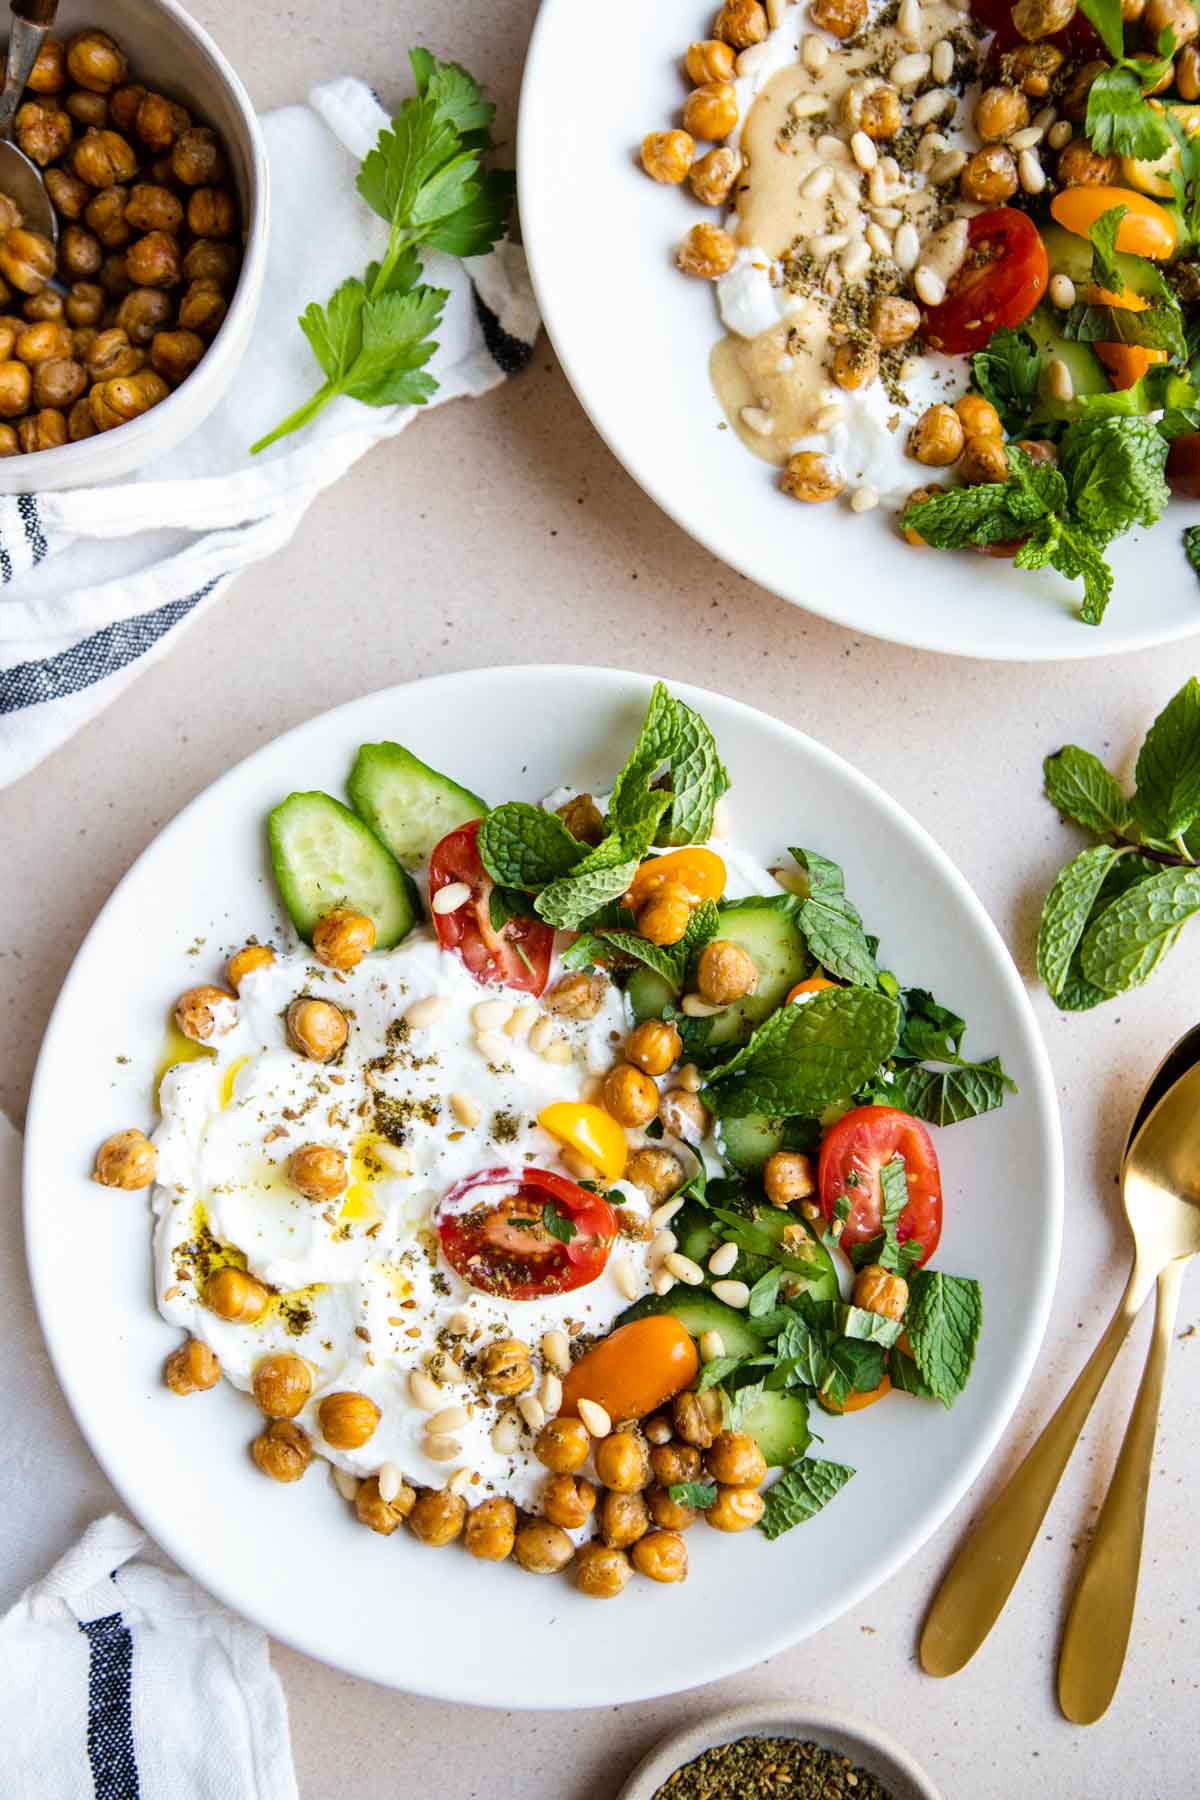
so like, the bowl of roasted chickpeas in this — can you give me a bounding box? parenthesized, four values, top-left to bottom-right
(0, 0, 267, 489)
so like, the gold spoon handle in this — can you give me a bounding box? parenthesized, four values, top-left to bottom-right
(919, 1261, 1155, 1677)
(1057, 1256, 1189, 1724)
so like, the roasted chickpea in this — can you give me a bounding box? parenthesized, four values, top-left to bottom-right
(640, 128, 695, 184)
(706, 1485, 766, 1531)
(175, 982, 237, 1042)
(543, 971, 608, 1017)
(0, 359, 30, 418)
(514, 1519, 575, 1573)
(110, 82, 148, 134)
(409, 1488, 466, 1545)
(900, 484, 942, 547)
(625, 1147, 686, 1202)
(356, 1473, 415, 1534)
(659, 1088, 710, 1142)
(67, 89, 109, 129)
(631, 1529, 689, 1583)
(715, 0, 768, 47)
(318, 1390, 380, 1450)
(575, 1543, 634, 1598)
(1006, 39, 1063, 94)
(252, 1419, 311, 1483)
(287, 1142, 348, 1203)
(74, 128, 138, 188)
(1130, 49, 1175, 93)
(0, 199, 18, 241)
(706, 1430, 768, 1487)
(0, 325, 15, 364)
(84, 185, 131, 247)
(252, 1352, 312, 1419)
(676, 221, 738, 278)
(23, 288, 62, 323)
(535, 1415, 592, 1474)
(226, 943, 274, 989)
(186, 185, 237, 238)
(91, 369, 168, 429)
(46, 166, 90, 219)
(1014, 436, 1058, 466)
(643, 1411, 674, 1446)
(763, 1150, 816, 1208)
(626, 1018, 682, 1077)
(638, 880, 695, 945)
(165, 1337, 220, 1395)
(599, 1488, 650, 1549)
(144, 326, 201, 387)
(686, 38, 737, 82)
(602, 1061, 659, 1129)
(172, 125, 225, 186)
(673, 1390, 714, 1450)
(689, 144, 742, 206)
(136, 90, 190, 153)
(869, 295, 920, 347)
(555, 791, 605, 844)
(810, 0, 868, 35)
(479, 1337, 534, 1396)
(68, 395, 97, 441)
(148, 153, 177, 187)
(696, 939, 759, 1005)
(35, 357, 87, 408)
(648, 1484, 698, 1531)
(18, 408, 68, 454)
(0, 423, 18, 455)
(1177, 42, 1200, 98)
(1144, 0, 1198, 42)
(178, 277, 227, 338)
(959, 434, 1010, 484)
(68, 29, 128, 92)
(124, 183, 183, 234)
(649, 1440, 701, 1486)
(85, 326, 141, 380)
(1013, 0, 1076, 33)
(204, 1266, 269, 1324)
(16, 99, 72, 166)
(1060, 58, 1107, 121)
(464, 1495, 517, 1559)
(310, 906, 376, 971)
(28, 37, 68, 92)
(954, 393, 1003, 440)
(93, 1126, 157, 1189)
(183, 238, 240, 288)
(56, 228, 101, 286)
(781, 450, 845, 503)
(542, 1472, 597, 1529)
(853, 1260, 910, 1320)
(594, 1428, 651, 1493)
(16, 321, 72, 365)
(1056, 137, 1118, 185)
(116, 286, 173, 344)
(959, 144, 1018, 204)
(126, 230, 183, 288)
(286, 996, 348, 1061)
(682, 82, 739, 143)
(860, 84, 902, 139)
(909, 402, 965, 467)
(0, 230, 55, 295)
(99, 250, 134, 299)
(974, 84, 1029, 141)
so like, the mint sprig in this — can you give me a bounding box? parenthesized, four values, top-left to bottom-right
(905, 1270, 983, 1408)
(702, 986, 900, 1120)
(760, 1458, 856, 1539)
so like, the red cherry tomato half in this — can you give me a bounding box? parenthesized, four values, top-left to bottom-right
(436, 1165, 618, 1299)
(818, 1105, 943, 1269)
(921, 208, 1048, 355)
(428, 819, 553, 996)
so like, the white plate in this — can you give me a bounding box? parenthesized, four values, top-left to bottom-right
(24, 667, 1063, 1707)
(518, 1, 1200, 662)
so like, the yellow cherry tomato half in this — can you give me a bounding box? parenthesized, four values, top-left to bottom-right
(818, 1372, 893, 1415)
(1087, 283, 1149, 313)
(538, 1101, 628, 1183)
(628, 847, 727, 909)
(787, 974, 838, 1003)
(1094, 342, 1168, 389)
(560, 1315, 700, 1421)
(1050, 185, 1176, 259)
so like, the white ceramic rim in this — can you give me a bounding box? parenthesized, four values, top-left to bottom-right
(23, 667, 1065, 1705)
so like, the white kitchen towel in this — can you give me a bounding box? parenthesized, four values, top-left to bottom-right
(0, 74, 538, 788)
(0, 1513, 298, 1800)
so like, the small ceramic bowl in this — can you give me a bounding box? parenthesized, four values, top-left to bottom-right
(618, 1701, 943, 1800)
(0, 0, 268, 493)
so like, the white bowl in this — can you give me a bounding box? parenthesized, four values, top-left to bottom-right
(618, 1702, 943, 1800)
(23, 666, 1062, 1707)
(0, 0, 268, 493)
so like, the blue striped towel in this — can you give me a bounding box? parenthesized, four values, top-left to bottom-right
(0, 76, 538, 789)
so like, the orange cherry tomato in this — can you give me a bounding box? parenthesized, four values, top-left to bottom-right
(628, 847, 726, 909)
(560, 1316, 699, 1422)
(1049, 185, 1176, 259)
(1087, 283, 1149, 313)
(787, 974, 838, 1003)
(538, 1101, 628, 1183)
(819, 1373, 893, 1414)
(1093, 343, 1168, 389)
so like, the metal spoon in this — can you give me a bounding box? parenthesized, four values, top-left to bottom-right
(1056, 1025, 1200, 1723)
(919, 1040, 1200, 1679)
(0, 0, 60, 243)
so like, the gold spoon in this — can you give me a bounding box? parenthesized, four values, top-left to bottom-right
(1057, 1027, 1200, 1723)
(919, 1045, 1200, 1679)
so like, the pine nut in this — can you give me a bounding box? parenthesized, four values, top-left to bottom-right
(895, 224, 920, 276)
(865, 223, 893, 258)
(790, 92, 828, 117)
(898, 0, 921, 40)
(472, 998, 513, 1032)
(816, 132, 850, 160)
(824, 266, 843, 297)
(711, 1278, 752, 1308)
(1018, 149, 1045, 193)
(577, 1398, 611, 1438)
(475, 1030, 510, 1064)
(891, 51, 931, 86)
(541, 1329, 571, 1373)
(1048, 119, 1072, 149)
(331, 1466, 360, 1502)
(664, 1251, 705, 1286)
(741, 405, 775, 435)
(851, 485, 880, 513)
(814, 403, 844, 431)
(682, 992, 729, 1017)
(447, 1467, 472, 1498)
(842, 240, 871, 280)
(649, 1228, 678, 1265)
(424, 1433, 462, 1462)
(843, 84, 865, 128)
(491, 1410, 521, 1454)
(611, 1257, 639, 1302)
(930, 149, 966, 183)
(377, 1461, 403, 1504)
(427, 1404, 469, 1435)
(850, 130, 878, 171)
(652, 1268, 676, 1296)
(700, 1329, 727, 1363)
(931, 37, 955, 82)
(651, 1196, 685, 1228)
(527, 1016, 554, 1054)
(1049, 272, 1076, 309)
(766, 0, 787, 25)
(867, 164, 896, 206)
(542, 1038, 572, 1064)
(1033, 104, 1057, 132)
(429, 1352, 467, 1384)
(708, 1240, 739, 1276)
(506, 1003, 539, 1038)
(677, 1063, 703, 1092)
(834, 168, 862, 203)
(914, 265, 945, 305)
(802, 33, 829, 71)
(410, 1370, 444, 1410)
(1048, 357, 1074, 402)
(518, 1394, 546, 1432)
(371, 1141, 412, 1176)
(1009, 124, 1043, 150)
(801, 1199, 823, 1222)
(871, 204, 903, 227)
(911, 88, 953, 125)
(446, 1310, 471, 1336)
(431, 882, 471, 915)
(450, 1091, 481, 1128)
(405, 994, 449, 1029)
(540, 1370, 563, 1413)
(802, 164, 834, 200)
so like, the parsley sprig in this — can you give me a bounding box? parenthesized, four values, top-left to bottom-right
(252, 51, 514, 454)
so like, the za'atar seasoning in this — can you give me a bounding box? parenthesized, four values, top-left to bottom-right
(652, 1734, 895, 1800)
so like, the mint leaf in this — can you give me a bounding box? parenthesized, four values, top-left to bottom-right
(1081, 863, 1200, 991)
(587, 897, 722, 990)
(609, 683, 729, 846)
(478, 802, 586, 891)
(669, 1480, 717, 1509)
(1044, 745, 1135, 838)
(542, 1201, 577, 1245)
(796, 878, 878, 987)
(971, 327, 1041, 437)
(749, 1266, 783, 1317)
(1060, 415, 1171, 543)
(788, 847, 845, 898)
(837, 1302, 904, 1348)
(703, 987, 900, 1119)
(1016, 514, 1115, 626)
(882, 1057, 1013, 1125)
(760, 1458, 856, 1539)
(896, 989, 965, 1063)
(709, 1208, 832, 1280)
(905, 1270, 982, 1407)
(725, 1379, 768, 1431)
(1078, 0, 1125, 59)
(1133, 677, 1200, 838)
(900, 479, 1032, 548)
(890, 1348, 936, 1398)
(1037, 844, 1123, 998)
(695, 1355, 747, 1392)
(534, 853, 643, 930)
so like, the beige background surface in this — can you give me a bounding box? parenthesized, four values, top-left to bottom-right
(2, 1, 1199, 1794)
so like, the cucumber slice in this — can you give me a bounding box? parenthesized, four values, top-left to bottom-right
(347, 741, 486, 869)
(674, 1198, 719, 1267)
(719, 1113, 786, 1175)
(627, 965, 676, 1022)
(735, 1387, 811, 1468)
(707, 897, 810, 1049)
(748, 1209, 839, 1303)
(616, 1289, 765, 1359)
(268, 792, 420, 948)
